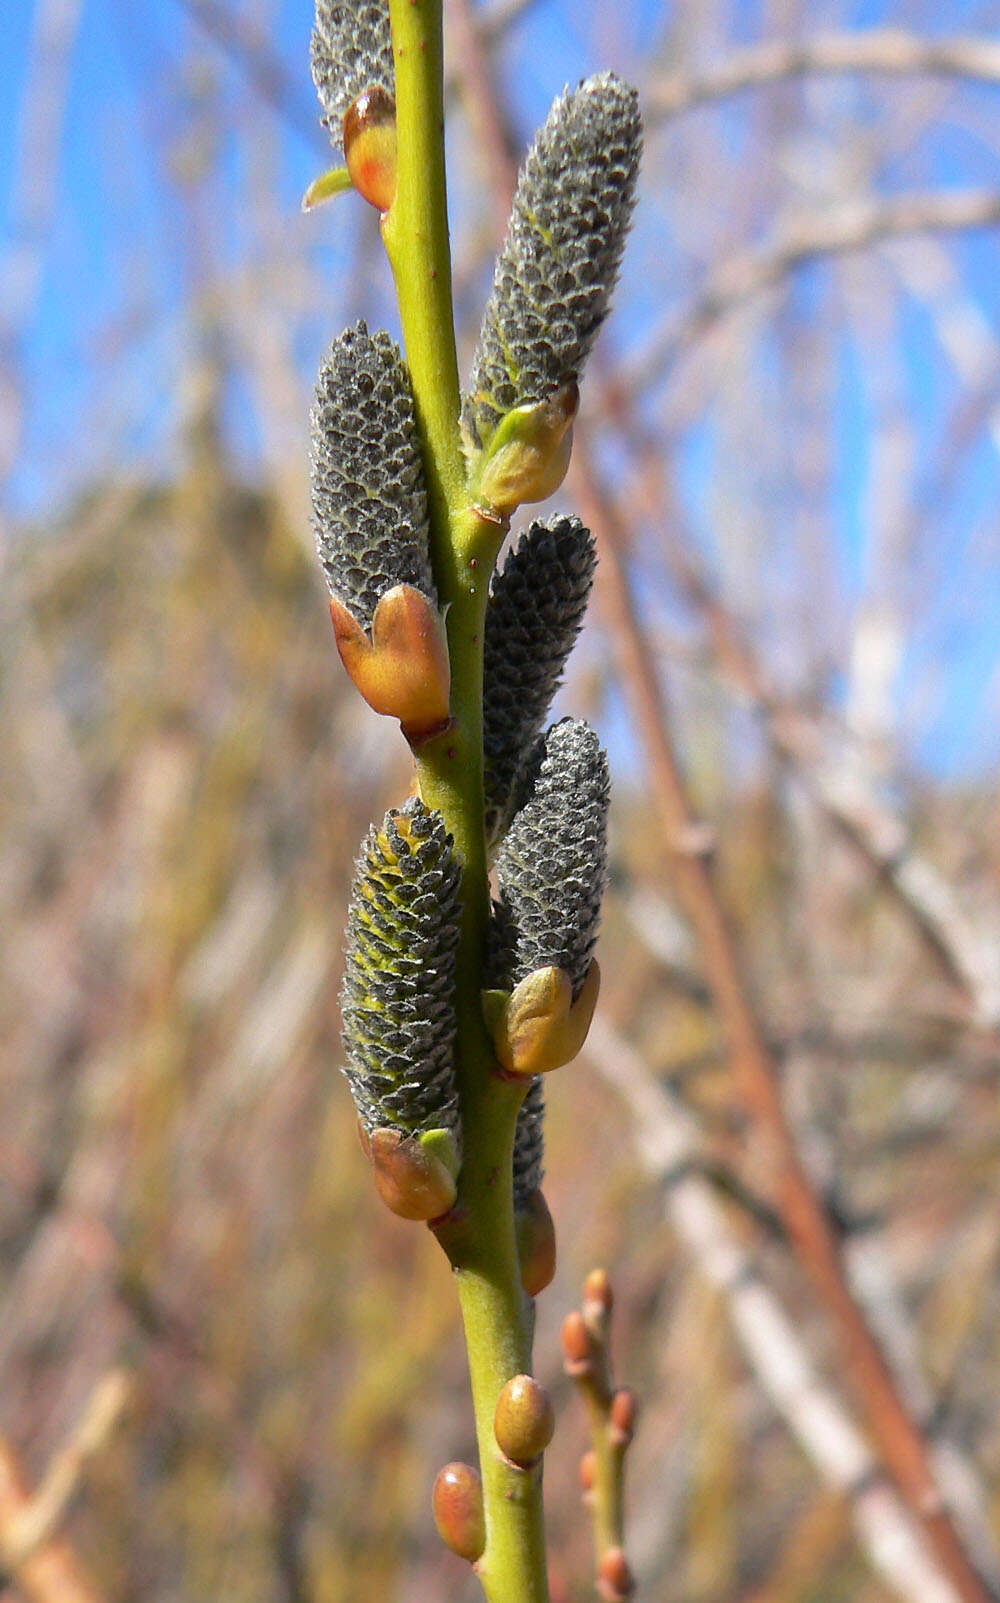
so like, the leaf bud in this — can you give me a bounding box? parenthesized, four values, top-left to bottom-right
(561, 1310, 595, 1375)
(343, 86, 397, 211)
(579, 1450, 597, 1492)
(609, 1388, 638, 1449)
(432, 1462, 485, 1562)
(484, 960, 600, 1077)
(597, 1547, 635, 1601)
(494, 1375, 555, 1467)
(367, 1126, 458, 1222)
(472, 383, 577, 516)
(483, 514, 596, 845)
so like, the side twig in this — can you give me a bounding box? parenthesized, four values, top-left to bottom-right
(562, 1271, 638, 1602)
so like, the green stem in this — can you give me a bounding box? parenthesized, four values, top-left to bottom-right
(382, 4, 550, 1600)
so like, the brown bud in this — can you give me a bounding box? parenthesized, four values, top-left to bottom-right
(432, 1462, 485, 1563)
(597, 1547, 635, 1601)
(515, 1190, 556, 1297)
(368, 1127, 458, 1221)
(494, 1375, 555, 1467)
(579, 1449, 597, 1491)
(583, 1268, 613, 1313)
(561, 1310, 594, 1375)
(343, 87, 397, 212)
(330, 585, 451, 741)
(609, 1388, 638, 1448)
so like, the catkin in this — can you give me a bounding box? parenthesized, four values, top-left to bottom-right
(310, 0, 394, 149)
(483, 515, 596, 842)
(342, 798, 461, 1145)
(311, 321, 436, 633)
(490, 718, 610, 1000)
(463, 73, 642, 455)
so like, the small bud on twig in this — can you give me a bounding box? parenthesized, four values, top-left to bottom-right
(597, 1547, 635, 1601)
(343, 87, 397, 212)
(561, 1310, 595, 1375)
(432, 1462, 485, 1562)
(494, 1375, 555, 1467)
(564, 1272, 638, 1595)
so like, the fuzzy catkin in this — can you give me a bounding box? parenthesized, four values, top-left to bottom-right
(490, 718, 610, 999)
(311, 321, 437, 633)
(513, 1077, 545, 1207)
(341, 798, 461, 1144)
(310, 0, 394, 149)
(463, 73, 642, 454)
(483, 515, 596, 842)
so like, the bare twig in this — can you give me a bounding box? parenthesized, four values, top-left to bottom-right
(647, 31, 1000, 125)
(0, 1370, 127, 1603)
(562, 1272, 638, 1601)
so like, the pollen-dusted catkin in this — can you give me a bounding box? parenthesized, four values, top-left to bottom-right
(489, 718, 610, 1000)
(310, 0, 394, 149)
(341, 797, 461, 1145)
(483, 515, 596, 842)
(512, 1076, 545, 1208)
(462, 73, 642, 456)
(311, 321, 437, 633)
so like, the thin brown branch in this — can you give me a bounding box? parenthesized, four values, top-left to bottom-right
(0, 1370, 127, 1603)
(632, 191, 1000, 389)
(647, 31, 1000, 125)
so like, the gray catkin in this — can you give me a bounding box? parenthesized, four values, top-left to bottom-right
(311, 321, 436, 633)
(341, 797, 462, 1146)
(512, 1077, 545, 1208)
(489, 718, 610, 1001)
(463, 73, 642, 454)
(483, 515, 596, 842)
(310, 0, 394, 149)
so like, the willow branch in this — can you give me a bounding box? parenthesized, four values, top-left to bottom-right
(0, 1370, 127, 1603)
(382, 5, 547, 1599)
